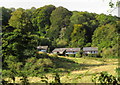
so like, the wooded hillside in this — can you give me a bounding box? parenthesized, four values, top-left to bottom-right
(1, 5, 120, 77)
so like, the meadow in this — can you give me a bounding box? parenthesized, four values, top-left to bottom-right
(5, 56, 118, 83)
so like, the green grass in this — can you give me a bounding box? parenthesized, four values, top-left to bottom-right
(48, 56, 118, 83)
(4, 56, 118, 83)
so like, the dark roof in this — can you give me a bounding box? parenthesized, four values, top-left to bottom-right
(52, 48, 80, 54)
(37, 46, 48, 50)
(52, 48, 66, 54)
(83, 47, 98, 51)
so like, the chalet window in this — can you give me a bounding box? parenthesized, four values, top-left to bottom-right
(66, 52, 73, 54)
(73, 52, 77, 54)
(66, 51, 77, 54)
(40, 50, 46, 52)
(95, 51, 98, 53)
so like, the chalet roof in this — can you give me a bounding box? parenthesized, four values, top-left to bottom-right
(52, 48, 66, 54)
(83, 47, 98, 51)
(37, 46, 48, 50)
(52, 48, 80, 54)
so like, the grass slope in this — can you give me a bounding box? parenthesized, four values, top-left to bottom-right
(5, 56, 118, 83)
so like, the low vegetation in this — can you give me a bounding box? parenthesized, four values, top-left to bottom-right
(2, 54, 119, 84)
(1, 4, 120, 84)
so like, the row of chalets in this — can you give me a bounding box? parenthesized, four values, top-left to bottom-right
(37, 46, 98, 56)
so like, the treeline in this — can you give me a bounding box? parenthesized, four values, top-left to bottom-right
(1, 5, 120, 57)
(1, 5, 120, 77)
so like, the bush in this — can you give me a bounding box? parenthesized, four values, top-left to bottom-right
(75, 52, 82, 58)
(101, 47, 119, 58)
(20, 74, 30, 85)
(23, 57, 54, 76)
(92, 71, 119, 84)
(68, 54, 75, 57)
(116, 68, 120, 78)
(42, 58, 54, 67)
(2, 70, 12, 77)
(36, 52, 49, 58)
(41, 73, 61, 84)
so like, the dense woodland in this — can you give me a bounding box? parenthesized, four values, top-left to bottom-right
(1, 5, 120, 78)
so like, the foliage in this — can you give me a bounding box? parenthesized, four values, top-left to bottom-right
(9, 8, 34, 32)
(95, 14, 118, 26)
(32, 5, 55, 36)
(41, 73, 61, 85)
(109, 0, 120, 8)
(20, 74, 30, 85)
(56, 39, 68, 48)
(23, 56, 54, 76)
(92, 71, 119, 84)
(116, 68, 120, 78)
(47, 6, 72, 40)
(2, 5, 120, 79)
(75, 51, 82, 58)
(1, 79, 9, 85)
(41, 75, 49, 84)
(69, 24, 87, 47)
(68, 54, 75, 57)
(51, 73, 61, 85)
(68, 12, 97, 47)
(92, 23, 119, 58)
(0, 7, 13, 26)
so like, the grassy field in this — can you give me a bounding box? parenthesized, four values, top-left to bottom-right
(5, 56, 118, 83)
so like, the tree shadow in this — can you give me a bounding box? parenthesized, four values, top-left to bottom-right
(48, 56, 107, 73)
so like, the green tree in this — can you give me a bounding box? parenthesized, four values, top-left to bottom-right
(47, 6, 72, 40)
(0, 7, 12, 26)
(92, 23, 119, 58)
(95, 14, 118, 26)
(69, 24, 86, 47)
(2, 7, 43, 75)
(25, 7, 36, 19)
(32, 5, 55, 36)
(9, 8, 34, 32)
(56, 39, 68, 48)
(67, 11, 98, 45)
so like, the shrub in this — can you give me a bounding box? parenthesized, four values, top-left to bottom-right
(116, 68, 120, 78)
(20, 73, 30, 85)
(2, 79, 8, 85)
(42, 58, 54, 67)
(41, 73, 61, 85)
(75, 51, 82, 58)
(101, 47, 119, 58)
(68, 54, 75, 57)
(92, 71, 119, 84)
(25, 57, 37, 63)
(36, 52, 49, 58)
(24, 57, 54, 76)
